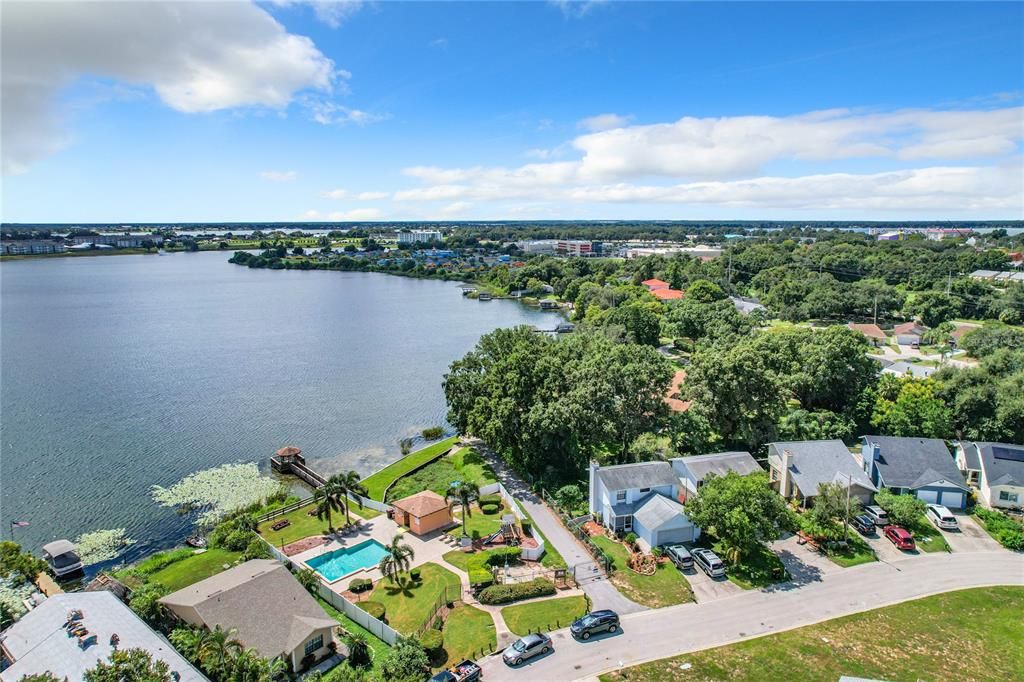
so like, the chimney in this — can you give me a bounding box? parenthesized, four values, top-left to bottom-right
(780, 449, 793, 498)
(588, 460, 599, 516)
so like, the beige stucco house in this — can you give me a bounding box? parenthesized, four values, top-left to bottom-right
(390, 490, 453, 535)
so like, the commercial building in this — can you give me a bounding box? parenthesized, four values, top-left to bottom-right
(397, 230, 442, 244)
(69, 234, 164, 248)
(555, 240, 600, 257)
(0, 241, 66, 255)
(624, 246, 722, 259)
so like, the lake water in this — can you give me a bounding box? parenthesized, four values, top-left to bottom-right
(0, 251, 548, 565)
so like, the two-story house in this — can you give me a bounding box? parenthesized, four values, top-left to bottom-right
(860, 435, 969, 509)
(767, 440, 877, 506)
(955, 441, 1024, 510)
(671, 451, 761, 500)
(588, 461, 699, 547)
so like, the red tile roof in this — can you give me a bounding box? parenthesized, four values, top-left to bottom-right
(847, 323, 887, 341)
(892, 322, 926, 335)
(665, 370, 691, 412)
(642, 278, 670, 290)
(651, 288, 684, 300)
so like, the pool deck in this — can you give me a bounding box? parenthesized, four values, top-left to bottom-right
(291, 515, 456, 594)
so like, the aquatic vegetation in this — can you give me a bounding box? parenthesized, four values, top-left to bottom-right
(0, 576, 34, 617)
(151, 462, 282, 526)
(74, 528, 135, 565)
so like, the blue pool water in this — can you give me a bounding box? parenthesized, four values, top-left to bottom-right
(307, 539, 390, 581)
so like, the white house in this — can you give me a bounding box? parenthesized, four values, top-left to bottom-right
(955, 441, 1024, 510)
(588, 461, 699, 547)
(671, 451, 762, 499)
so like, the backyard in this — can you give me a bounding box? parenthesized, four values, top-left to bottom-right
(598, 587, 1024, 682)
(256, 501, 377, 548)
(386, 447, 498, 501)
(114, 547, 243, 592)
(590, 535, 693, 608)
(445, 503, 506, 541)
(362, 436, 460, 501)
(501, 595, 588, 636)
(363, 562, 462, 635)
(317, 597, 389, 677)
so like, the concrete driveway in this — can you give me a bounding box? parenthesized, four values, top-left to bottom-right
(771, 534, 842, 582)
(685, 565, 744, 602)
(944, 512, 1004, 553)
(861, 528, 917, 564)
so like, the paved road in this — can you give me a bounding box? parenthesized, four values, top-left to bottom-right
(479, 550, 1024, 681)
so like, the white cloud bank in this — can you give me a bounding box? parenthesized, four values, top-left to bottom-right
(2, 1, 337, 175)
(261, 170, 299, 182)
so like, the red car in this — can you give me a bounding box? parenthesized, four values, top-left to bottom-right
(884, 525, 916, 550)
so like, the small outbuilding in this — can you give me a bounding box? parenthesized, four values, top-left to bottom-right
(631, 494, 698, 547)
(390, 490, 453, 535)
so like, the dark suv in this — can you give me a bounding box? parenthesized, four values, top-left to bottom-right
(851, 514, 876, 536)
(570, 610, 620, 640)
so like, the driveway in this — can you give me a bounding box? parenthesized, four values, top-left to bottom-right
(478, 550, 1024, 682)
(861, 528, 916, 564)
(944, 512, 1004, 553)
(771, 534, 842, 582)
(685, 566, 744, 602)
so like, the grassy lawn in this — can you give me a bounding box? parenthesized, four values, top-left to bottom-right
(501, 595, 588, 636)
(386, 447, 497, 501)
(591, 536, 693, 608)
(599, 587, 1024, 682)
(909, 514, 951, 553)
(713, 542, 789, 589)
(446, 504, 505, 540)
(366, 562, 462, 635)
(823, 535, 878, 568)
(257, 501, 376, 547)
(436, 604, 497, 666)
(145, 548, 244, 591)
(317, 597, 387, 676)
(362, 436, 460, 501)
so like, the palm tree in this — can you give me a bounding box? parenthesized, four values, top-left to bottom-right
(296, 567, 320, 595)
(169, 626, 207, 661)
(197, 624, 244, 677)
(330, 471, 368, 527)
(345, 631, 372, 668)
(446, 480, 480, 538)
(314, 479, 345, 532)
(378, 535, 415, 585)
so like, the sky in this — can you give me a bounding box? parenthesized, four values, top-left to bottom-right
(2, 1, 1023, 223)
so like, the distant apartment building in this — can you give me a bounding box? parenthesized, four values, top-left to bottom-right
(555, 240, 601, 257)
(1, 241, 67, 255)
(397, 229, 442, 244)
(70, 234, 164, 248)
(516, 239, 558, 254)
(624, 245, 722, 259)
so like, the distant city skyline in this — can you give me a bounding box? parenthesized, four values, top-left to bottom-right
(2, 1, 1022, 222)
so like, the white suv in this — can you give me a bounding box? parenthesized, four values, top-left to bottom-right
(926, 504, 958, 531)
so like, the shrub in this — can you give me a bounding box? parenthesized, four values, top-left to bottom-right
(410, 568, 422, 582)
(419, 628, 443, 653)
(975, 507, 1024, 550)
(478, 494, 502, 506)
(484, 547, 522, 566)
(360, 601, 386, 621)
(651, 547, 663, 558)
(468, 569, 493, 589)
(243, 538, 271, 560)
(625, 532, 638, 546)
(478, 578, 556, 605)
(480, 502, 501, 515)
(520, 520, 532, 536)
(422, 427, 445, 440)
(349, 578, 372, 593)
(222, 529, 255, 552)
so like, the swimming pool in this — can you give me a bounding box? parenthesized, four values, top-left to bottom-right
(307, 539, 390, 582)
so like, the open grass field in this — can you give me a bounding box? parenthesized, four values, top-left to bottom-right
(591, 535, 693, 608)
(386, 447, 498, 501)
(501, 595, 588, 636)
(436, 604, 497, 667)
(144, 548, 243, 592)
(257, 501, 376, 547)
(446, 503, 505, 540)
(363, 436, 460, 501)
(599, 587, 1024, 682)
(365, 562, 462, 635)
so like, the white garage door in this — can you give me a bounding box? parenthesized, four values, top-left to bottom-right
(916, 489, 940, 504)
(654, 526, 694, 546)
(939, 491, 965, 509)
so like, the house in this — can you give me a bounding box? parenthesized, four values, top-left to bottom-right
(671, 451, 761, 499)
(588, 461, 699, 546)
(847, 323, 887, 347)
(969, 270, 1000, 281)
(892, 322, 928, 337)
(159, 559, 336, 671)
(390, 490, 453, 535)
(955, 441, 1024, 510)
(641, 278, 670, 291)
(651, 288, 684, 301)
(950, 323, 981, 346)
(0, 591, 203, 682)
(729, 295, 766, 315)
(881, 361, 936, 379)
(860, 436, 969, 509)
(767, 440, 877, 506)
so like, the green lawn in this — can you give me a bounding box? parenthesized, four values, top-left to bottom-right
(366, 562, 462, 635)
(362, 436, 460, 501)
(436, 604, 497, 667)
(446, 504, 505, 540)
(386, 447, 497, 502)
(823, 535, 878, 568)
(317, 597, 388, 676)
(257, 501, 376, 547)
(909, 514, 951, 553)
(713, 542, 789, 589)
(501, 595, 588, 636)
(146, 548, 243, 591)
(599, 587, 1024, 682)
(591, 536, 693, 608)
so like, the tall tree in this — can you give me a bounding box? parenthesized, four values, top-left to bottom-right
(314, 478, 346, 532)
(871, 375, 953, 439)
(330, 471, 368, 527)
(446, 481, 480, 537)
(197, 625, 244, 678)
(378, 536, 415, 584)
(84, 649, 172, 682)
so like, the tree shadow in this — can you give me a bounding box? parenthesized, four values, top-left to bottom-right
(761, 549, 824, 593)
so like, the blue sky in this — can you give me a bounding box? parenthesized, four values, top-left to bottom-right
(2, 1, 1022, 222)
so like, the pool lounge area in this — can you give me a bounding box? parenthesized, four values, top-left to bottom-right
(306, 539, 390, 583)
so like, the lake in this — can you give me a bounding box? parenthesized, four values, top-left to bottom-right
(0, 251, 549, 564)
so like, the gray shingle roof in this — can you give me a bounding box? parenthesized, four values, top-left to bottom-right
(957, 441, 981, 471)
(595, 461, 679, 492)
(160, 560, 336, 658)
(861, 436, 966, 490)
(768, 440, 877, 497)
(632, 494, 689, 530)
(672, 452, 761, 482)
(973, 442, 1024, 487)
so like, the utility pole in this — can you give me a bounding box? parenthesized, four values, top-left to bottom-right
(844, 473, 852, 544)
(873, 293, 878, 326)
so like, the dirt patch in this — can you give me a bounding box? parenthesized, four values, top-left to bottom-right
(281, 535, 327, 556)
(582, 520, 606, 537)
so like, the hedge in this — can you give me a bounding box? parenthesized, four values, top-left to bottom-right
(975, 507, 1024, 550)
(468, 568, 494, 588)
(360, 601, 386, 621)
(478, 578, 556, 605)
(479, 494, 502, 506)
(350, 578, 372, 593)
(410, 568, 422, 582)
(481, 502, 502, 515)
(419, 629, 444, 652)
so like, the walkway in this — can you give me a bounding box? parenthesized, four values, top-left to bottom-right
(478, 550, 1024, 681)
(468, 439, 646, 615)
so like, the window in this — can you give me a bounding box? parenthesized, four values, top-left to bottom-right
(304, 635, 324, 656)
(623, 515, 633, 531)
(615, 490, 627, 503)
(639, 487, 650, 493)
(999, 491, 1020, 503)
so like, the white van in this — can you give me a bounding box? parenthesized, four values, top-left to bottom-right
(926, 504, 958, 531)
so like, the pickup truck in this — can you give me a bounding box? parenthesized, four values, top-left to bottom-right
(429, 660, 482, 682)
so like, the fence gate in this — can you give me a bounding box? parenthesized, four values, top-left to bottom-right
(572, 560, 605, 586)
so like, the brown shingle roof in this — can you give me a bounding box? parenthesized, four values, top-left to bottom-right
(276, 446, 302, 457)
(391, 490, 450, 518)
(847, 323, 887, 341)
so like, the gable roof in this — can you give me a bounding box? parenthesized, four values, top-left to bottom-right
(767, 440, 877, 497)
(672, 451, 761, 482)
(847, 323, 887, 341)
(957, 441, 982, 471)
(893, 322, 927, 336)
(972, 442, 1024, 487)
(641, 278, 669, 289)
(861, 436, 966, 491)
(651, 288, 684, 300)
(159, 560, 335, 658)
(633, 494, 690, 531)
(391, 490, 449, 517)
(595, 461, 679, 492)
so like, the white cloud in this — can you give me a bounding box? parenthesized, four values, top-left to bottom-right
(321, 188, 348, 199)
(320, 188, 388, 200)
(262, 170, 299, 182)
(305, 99, 388, 126)
(270, 0, 364, 28)
(578, 113, 632, 132)
(302, 207, 383, 220)
(549, 0, 607, 19)
(356, 191, 389, 200)
(2, 1, 336, 175)
(430, 38, 449, 49)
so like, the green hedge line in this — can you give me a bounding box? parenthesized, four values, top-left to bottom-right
(975, 507, 1024, 550)
(478, 577, 555, 605)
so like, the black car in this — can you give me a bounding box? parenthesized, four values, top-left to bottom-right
(851, 514, 876, 536)
(570, 609, 620, 640)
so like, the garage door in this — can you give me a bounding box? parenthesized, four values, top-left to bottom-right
(939, 491, 965, 509)
(654, 526, 694, 546)
(916, 489, 940, 504)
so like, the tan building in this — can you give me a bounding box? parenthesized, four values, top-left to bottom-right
(159, 559, 336, 672)
(390, 490, 453, 535)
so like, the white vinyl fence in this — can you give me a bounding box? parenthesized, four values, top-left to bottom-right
(478, 482, 546, 561)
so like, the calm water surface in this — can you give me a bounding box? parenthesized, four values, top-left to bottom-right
(0, 251, 548, 563)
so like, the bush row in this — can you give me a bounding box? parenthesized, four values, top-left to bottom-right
(974, 508, 1024, 550)
(478, 577, 555, 605)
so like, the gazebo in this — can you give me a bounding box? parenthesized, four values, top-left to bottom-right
(271, 445, 305, 472)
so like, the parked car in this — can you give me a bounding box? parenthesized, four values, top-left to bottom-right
(691, 548, 726, 578)
(570, 610, 620, 640)
(663, 544, 693, 571)
(884, 525, 916, 550)
(851, 514, 876, 536)
(926, 504, 959, 531)
(429, 660, 481, 682)
(863, 505, 890, 526)
(502, 633, 552, 666)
